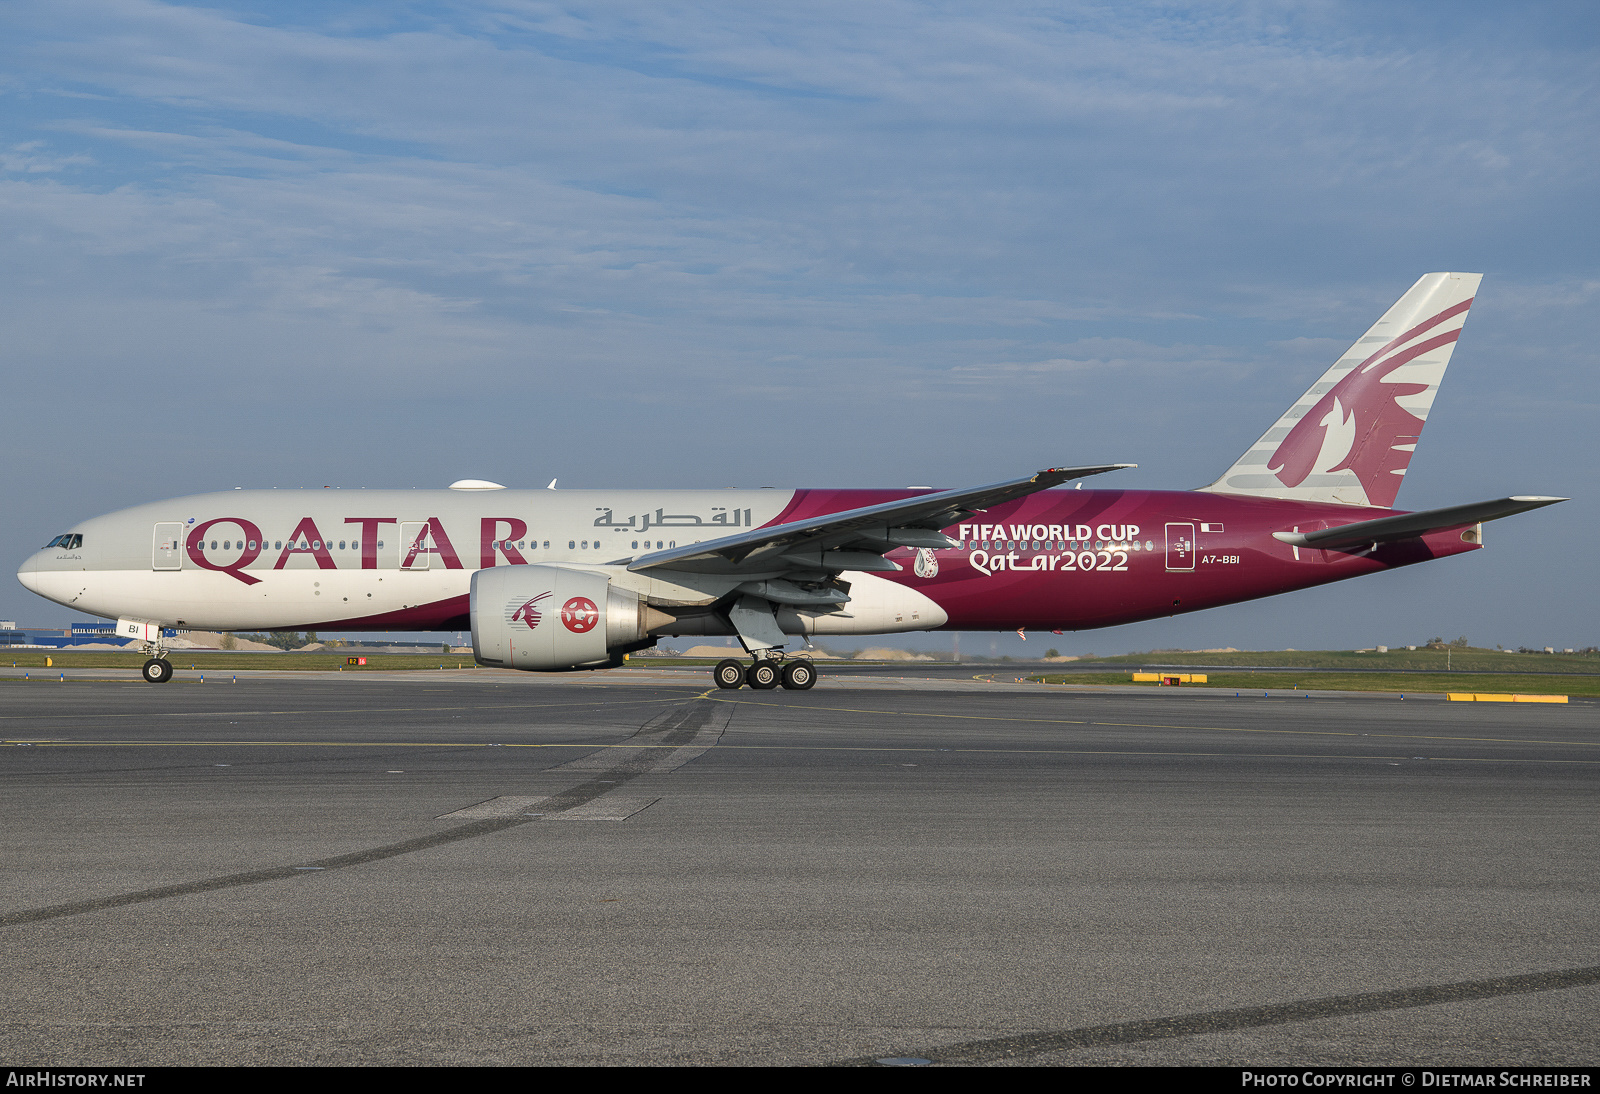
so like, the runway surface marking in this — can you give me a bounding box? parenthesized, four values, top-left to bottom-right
(841, 963, 1600, 1065)
(0, 693, 701, 724)
(0, 699, 730, 928)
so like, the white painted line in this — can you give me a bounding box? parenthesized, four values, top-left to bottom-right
(545, 795, 661, 822)
(436, 795, 549, 820)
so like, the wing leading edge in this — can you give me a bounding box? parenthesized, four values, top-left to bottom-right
(626, 464, 1135, 579)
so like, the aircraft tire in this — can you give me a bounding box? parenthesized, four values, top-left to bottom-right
(746, 660, 780, 690)
(142, 658, 173, 684)
(713, 659, 746, 690)
(780, 659, 815, 690)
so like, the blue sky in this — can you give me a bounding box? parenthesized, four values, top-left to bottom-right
(3, 1, 1595, 653)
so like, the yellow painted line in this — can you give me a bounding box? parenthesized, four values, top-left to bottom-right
(713, 696, 1597, 749)
(0, 693, 701, 723)
(3, 690, 726, 747)
(4, 739, 589, 749)
(5, 737, 1600, 767)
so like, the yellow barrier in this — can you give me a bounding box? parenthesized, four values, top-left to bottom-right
(1133, 673, 1207, 684)
(1448, 693, 1568, 703)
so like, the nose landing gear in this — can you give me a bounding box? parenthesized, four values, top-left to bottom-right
(136, 627, 175, 684)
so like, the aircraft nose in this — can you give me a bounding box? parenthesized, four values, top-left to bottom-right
(17, 553, 44, 595)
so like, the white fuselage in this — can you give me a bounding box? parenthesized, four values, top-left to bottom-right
(16, 487, 947, 637)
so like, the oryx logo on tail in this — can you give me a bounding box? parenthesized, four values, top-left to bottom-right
(1202, 273, 1481, 509)
(509, 590, 553, 631)
(1267, 298, 1470, 507)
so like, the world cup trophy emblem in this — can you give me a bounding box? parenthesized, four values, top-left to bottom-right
(913, 548, 939, 579)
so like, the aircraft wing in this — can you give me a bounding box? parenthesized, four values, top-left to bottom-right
(1272, 495, 1567, 551)
(626, 464, 1134, 581)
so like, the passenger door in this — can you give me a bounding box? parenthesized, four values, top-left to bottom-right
(153, 523, 183, 570)
(399, 521, 430, 570)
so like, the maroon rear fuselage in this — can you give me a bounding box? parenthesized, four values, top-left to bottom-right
(773, 487, 1480, 631)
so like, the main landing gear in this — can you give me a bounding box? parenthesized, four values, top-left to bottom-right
(715, 596, 815, 691)
(713, 655, 816, 691)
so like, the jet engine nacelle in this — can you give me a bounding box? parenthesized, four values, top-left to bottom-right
(471, 565, 651, 671)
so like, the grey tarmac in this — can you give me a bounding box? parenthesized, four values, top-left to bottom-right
(0, 667, 1595, 1066)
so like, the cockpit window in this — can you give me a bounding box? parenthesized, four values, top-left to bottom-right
(44, 534, 82, 549)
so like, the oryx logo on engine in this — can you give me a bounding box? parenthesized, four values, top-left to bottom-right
(509, 591, 552, 631)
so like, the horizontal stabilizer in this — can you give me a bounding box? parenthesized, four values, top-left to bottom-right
(1272, 496, 1566, 550)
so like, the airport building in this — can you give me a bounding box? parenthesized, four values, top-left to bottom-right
(0, 621, 174, 648)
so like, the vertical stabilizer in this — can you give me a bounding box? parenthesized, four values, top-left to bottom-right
(1202, 272, 1482, 508)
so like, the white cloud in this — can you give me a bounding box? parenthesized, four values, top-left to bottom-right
(0, 140, 93, 172)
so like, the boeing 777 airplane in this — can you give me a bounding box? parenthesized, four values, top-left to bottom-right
(18, 273, 1565, 688)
